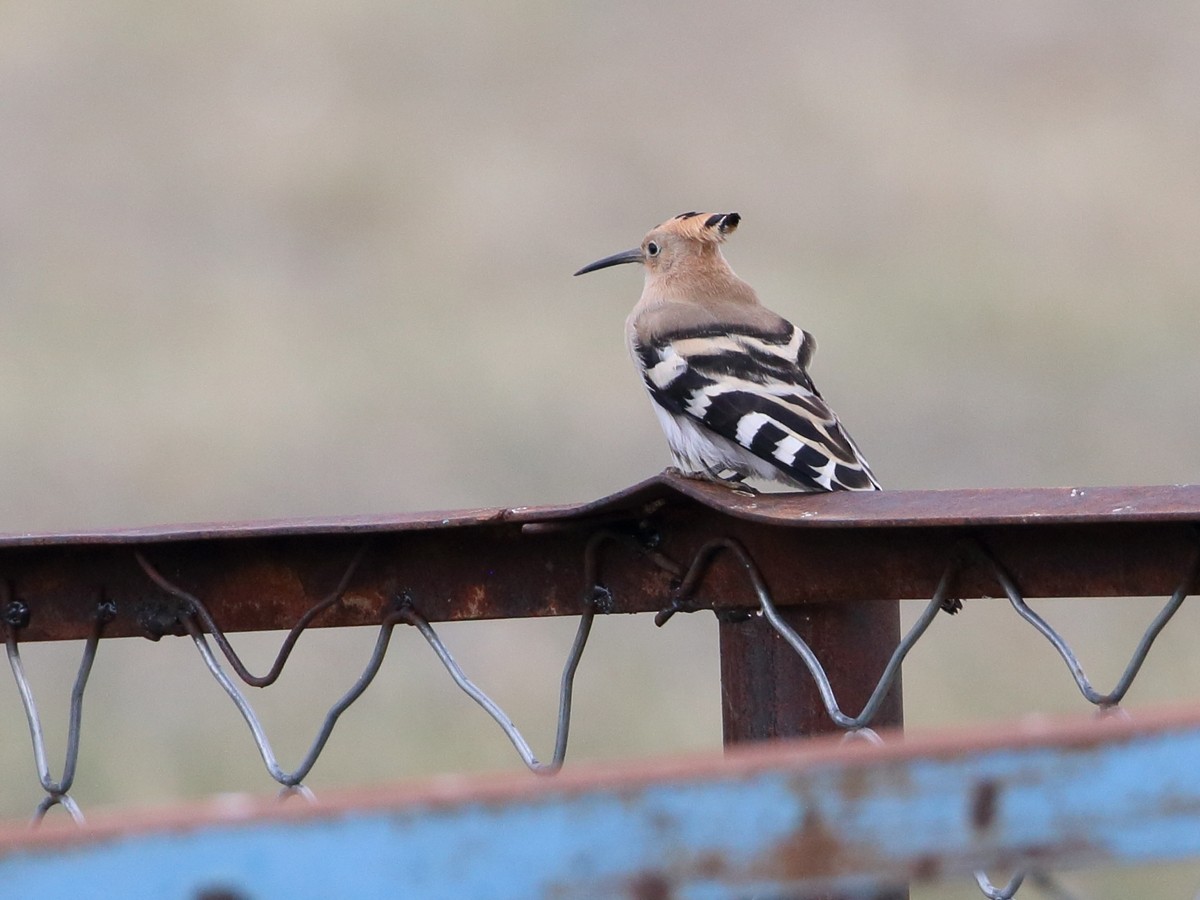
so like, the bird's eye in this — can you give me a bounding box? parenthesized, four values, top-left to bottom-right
(646, 241, 660, 257)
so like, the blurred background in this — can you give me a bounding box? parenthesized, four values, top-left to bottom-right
(2, 2, 1200, 894)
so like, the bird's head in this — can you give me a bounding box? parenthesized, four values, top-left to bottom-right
(574, 211, 740, 279)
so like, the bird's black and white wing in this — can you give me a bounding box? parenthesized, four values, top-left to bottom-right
(634, 322, 880, 491)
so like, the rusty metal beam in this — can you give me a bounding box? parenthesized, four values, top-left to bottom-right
(0, 475, 1197, 643)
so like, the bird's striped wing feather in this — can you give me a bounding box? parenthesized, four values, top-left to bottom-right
(638, 323, 879, 491)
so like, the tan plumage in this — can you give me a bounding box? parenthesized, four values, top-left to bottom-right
(575, 211, 879, 492)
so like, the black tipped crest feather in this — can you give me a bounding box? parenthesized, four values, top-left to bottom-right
(703, 212, 740, 233)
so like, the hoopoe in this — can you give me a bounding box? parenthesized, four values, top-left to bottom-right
(575, 211, 880, 492)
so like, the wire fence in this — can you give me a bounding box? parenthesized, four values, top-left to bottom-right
(2, 477, 1200, 898)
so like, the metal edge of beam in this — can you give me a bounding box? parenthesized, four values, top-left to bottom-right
(2, 475, 1200, 547)
(3, 703, 1200, 897)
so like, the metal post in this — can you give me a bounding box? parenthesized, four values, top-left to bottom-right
(719, 600, 903, 741)
(720, 598, 906, 899)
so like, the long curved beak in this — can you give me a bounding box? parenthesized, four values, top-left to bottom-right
(573, 247, 644, 276)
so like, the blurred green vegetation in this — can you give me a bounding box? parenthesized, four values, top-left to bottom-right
(2, 3, 1199, 895)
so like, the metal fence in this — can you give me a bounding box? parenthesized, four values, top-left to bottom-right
(2, 473, 1200, 898)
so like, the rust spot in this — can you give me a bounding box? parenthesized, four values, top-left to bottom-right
(839, 764, 870, 802)
(626, 871, 673, 900)
(970, 779, 999, 831)
(340, 590, 376, 616)
(462, 584, 486, 618)
(692, 850, 727, 879)
(761, 783, 901, 884)
(911, 853, 941, 881)
(193, 888, 249, 900)
(765, 805, 848, 880)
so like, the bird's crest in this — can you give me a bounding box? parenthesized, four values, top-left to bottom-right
(659, 211, 740, 243)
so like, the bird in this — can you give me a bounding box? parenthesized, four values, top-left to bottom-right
(574, 211, 879, 493)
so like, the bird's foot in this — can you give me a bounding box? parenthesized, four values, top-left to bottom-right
(725, 479, 760, 497)
(671, 465, 760, 496)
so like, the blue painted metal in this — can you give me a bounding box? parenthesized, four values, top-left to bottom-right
(3, 708, 1200, 898)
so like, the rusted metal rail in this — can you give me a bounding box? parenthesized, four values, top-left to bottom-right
(3, 476, 1198, 644)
